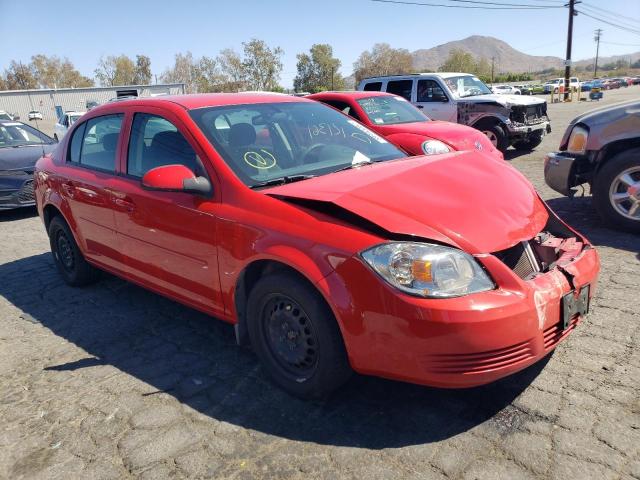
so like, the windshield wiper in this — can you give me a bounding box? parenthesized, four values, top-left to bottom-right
(249, 174, 315, 189)
(330, 160, 375, 175)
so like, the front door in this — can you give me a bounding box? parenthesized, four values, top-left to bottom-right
(110, 109, 223, 315)
(414, 79, 457, 122)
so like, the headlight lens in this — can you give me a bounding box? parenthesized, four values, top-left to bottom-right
(422, 140, 451, 155)
(566, 125, 588, 154)
(361, 242, 494, 298)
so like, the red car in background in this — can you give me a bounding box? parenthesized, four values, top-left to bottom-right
(35, 93, 598, 398)
(307, 91, 503, 161)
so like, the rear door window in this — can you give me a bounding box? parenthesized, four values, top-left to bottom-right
(68, 114, 123, 172)
(386, 80, 413, 101)
(417, 80, 448, 102)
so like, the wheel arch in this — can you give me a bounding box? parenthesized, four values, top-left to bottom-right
(595, 138, 640, 175)
(233, 256, 338, 347)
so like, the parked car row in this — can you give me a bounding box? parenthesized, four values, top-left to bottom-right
(26, 92, 600, 398)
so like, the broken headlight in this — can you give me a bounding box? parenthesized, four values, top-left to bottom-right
(361, 242, 495, 298)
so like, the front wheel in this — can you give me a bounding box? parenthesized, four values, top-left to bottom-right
(592, 148, 640, 233)
(246, 272, 352, 399)
(476, 122, 509, 152)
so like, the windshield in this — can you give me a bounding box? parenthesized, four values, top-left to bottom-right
(0, 122, 53, 148)
(69, 114, 82, 124)
(442, 76, 492, 98)
(357, 96, 428, 125)
(190, 101, 406, 188)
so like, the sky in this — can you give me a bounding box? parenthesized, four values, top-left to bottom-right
(1, 0, 640, 88)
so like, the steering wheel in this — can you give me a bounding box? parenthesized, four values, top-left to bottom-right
(467, 87, 484, 96)
(301, 143, 326, 163)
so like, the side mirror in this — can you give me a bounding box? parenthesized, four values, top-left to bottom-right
(142, 164, 212, 196)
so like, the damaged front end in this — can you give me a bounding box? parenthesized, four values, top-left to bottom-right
(508, 103, 552, 140)
(492, 209, 599, 339)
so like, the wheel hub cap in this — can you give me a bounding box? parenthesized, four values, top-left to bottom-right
(57, 233, 74, 271)
(609, 167, 640, 220)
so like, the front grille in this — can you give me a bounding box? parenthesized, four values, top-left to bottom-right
(17, 180, 34, 203)
(493, 241, 537, 279)
(423, 339, 534, 374)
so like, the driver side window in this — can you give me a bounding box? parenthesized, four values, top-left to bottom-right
(127, 114, 200, 178)
(417, 80, 448, 102)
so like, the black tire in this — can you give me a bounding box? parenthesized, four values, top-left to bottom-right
(246, 271, 352, 399)
(592, 148, 640, 233)
(476, 121, 509, 152)
(48, 216, 100, 286)
(513, 133, 543, 151)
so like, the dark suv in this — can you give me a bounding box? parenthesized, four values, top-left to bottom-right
(544, 100, 640, 232)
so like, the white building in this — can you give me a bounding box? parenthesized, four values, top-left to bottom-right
(0, 83, 185, 121)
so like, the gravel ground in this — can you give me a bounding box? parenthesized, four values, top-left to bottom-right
(0, 88, 638, 480)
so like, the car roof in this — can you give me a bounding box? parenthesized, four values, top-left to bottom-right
(361, 72, 473, 82)
(65, 111, 85, 115)
(0, 120, 26, 127)
(93, 92, 309, 112)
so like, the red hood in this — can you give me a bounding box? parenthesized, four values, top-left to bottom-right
(265, 152, 548, 254)
(376, 121, 495, 153)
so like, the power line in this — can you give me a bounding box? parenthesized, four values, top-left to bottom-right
(581, 1, 640, 24)
(576, 9, 640, 36)
(370, 0, 564, 9)
(601, 41, 640, 47)
(579, 4, 640, 30)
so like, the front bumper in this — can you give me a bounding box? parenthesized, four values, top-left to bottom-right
(0, 174, 36, 210)
(544, 151, 584, 196)
(507, 120, 551, 138)
(320, 240, 599, 388)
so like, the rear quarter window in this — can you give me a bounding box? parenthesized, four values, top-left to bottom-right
(363, 82, 383, 91)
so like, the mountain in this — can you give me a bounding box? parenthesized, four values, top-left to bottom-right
(411, 35, 564, 73)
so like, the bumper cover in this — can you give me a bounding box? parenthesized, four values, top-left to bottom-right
(321, 244, 599, 388)
(544, 151, 583, 196)
(507, 120, 551, 137)
(0, 176, 36, 210)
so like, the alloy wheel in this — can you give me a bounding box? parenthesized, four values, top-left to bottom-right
(609, 166, 640, 221)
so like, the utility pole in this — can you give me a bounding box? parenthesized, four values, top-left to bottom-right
(564, 0, 579, 101)
(594, 28, 602, 78)
(491, 56, 495, 83)
(331, 66, 335, 90)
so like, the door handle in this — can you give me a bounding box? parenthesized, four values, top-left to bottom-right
(113, 197, 135, 212)
(61, 182, 75, 198)
(416, 105, 424, 109)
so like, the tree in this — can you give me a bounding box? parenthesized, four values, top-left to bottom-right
(162, 52, 229, 93)
(6, 55, 93, 89)
(218, 48, 246, 91)
(353, 43, 413, 83)
(95, 55, 137, 86)
(3, 60, 37, 89)
(294, 44, 344, 93)
(241, 39, 284, 91)
(161, 52, 197, 92)
(439, 49, 477, 73)
(134, 55, 152, 84)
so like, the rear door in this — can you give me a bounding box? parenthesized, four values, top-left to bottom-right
(60, 114, 124, 270)
(414, 79, 457, 122)
(110, 107, 223, 315)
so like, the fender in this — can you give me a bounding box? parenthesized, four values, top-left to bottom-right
(385, 132, 440, 155)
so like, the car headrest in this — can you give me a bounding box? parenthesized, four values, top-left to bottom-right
(150, 131, 192, 156)
(229, 123, 256, 148)
(102, 133, 118, 152)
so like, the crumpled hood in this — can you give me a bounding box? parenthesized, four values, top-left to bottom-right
(460, 93, 545, 107)
(265, 152, 548, 254)
(0, 144, 56, 171)
(378, 120, 491, 152)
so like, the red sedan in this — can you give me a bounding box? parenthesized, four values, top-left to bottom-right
(34, 93, 599, 398)
(307, 91, 503, 160)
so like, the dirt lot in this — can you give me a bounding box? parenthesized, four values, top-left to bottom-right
(1, 88, 638, 480)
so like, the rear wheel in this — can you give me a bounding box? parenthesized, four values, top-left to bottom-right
(246, 271, 352, 399)
(593, 148, 640, 233)
(48, 216, 100, 286)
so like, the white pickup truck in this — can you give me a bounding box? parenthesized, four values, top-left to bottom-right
(357, 72, 551, 152)
(543, 77, 580, 94)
